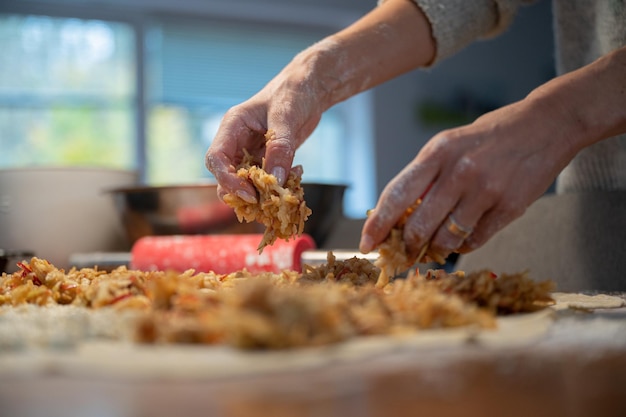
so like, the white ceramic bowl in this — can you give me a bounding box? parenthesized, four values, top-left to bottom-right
(0, 167, 138, 270)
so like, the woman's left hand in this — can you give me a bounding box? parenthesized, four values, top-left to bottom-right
(360, 46, 626, 261)
(360, 96, 579, 261)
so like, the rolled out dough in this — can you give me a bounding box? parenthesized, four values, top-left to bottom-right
(551, 293, 626, 310)
(0, 308, 554, 382)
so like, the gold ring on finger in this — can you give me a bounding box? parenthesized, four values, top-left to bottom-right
(447, 214, 473, 239)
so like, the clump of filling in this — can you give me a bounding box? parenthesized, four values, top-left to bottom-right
(223, 130, 312, 253)
(1, 256, 555, 350)
(374, 199, 445, 287)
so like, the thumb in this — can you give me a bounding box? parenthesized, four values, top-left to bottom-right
(263, 127, 296, 186)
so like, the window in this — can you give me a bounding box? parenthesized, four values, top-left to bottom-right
(0, 8, 375, 218)
(145, 19, 330, 184)
(0, 14, 136, 169)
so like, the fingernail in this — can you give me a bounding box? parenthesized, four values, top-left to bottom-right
(236, 190, 257, 204)
(359, 234, 375, 253)
(271, 167, 286, 185)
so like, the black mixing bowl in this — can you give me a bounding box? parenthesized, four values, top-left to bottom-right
(109, 183, 347, 247)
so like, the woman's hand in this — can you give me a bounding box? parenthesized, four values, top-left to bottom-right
(204, 46, 331, 203)
(360, 46, 626, 260)
(360, 98, 578, 261)
(206, 0, 436, 202)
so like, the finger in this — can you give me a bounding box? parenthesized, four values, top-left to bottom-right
(216, 184, 226, 201)
(457, 201, 525, 253)
(207, 151, 258, 204)
(425, 169, 502, 258)
(425, 173, 491, 256)
(427, 198, 486, 259)
(456, 211, 502, 253)
(263, 122, 296, 186)
(290, 165, 303, 179)
(402, 179, 460, 259)
(360, 163, 436, 253)
(216, 183, 254, 204)
(205, 115, 263, 202)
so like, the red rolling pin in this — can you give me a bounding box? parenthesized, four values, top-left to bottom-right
(130, 234, 316, 274)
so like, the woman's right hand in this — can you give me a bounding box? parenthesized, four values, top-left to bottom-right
(204, 44, 334, 203)
(206, 0, 436, 202)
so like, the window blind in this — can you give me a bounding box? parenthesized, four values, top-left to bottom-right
(153, 19, 327, 105)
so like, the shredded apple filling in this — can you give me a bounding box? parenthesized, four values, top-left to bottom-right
(374, 198, 448, 287)
(220, 130, 431, 285)
(222, 130, 312, 253)
(0, 255, 554, 350)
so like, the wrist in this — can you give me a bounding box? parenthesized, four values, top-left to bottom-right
(526, 47, 626, 151)
(523, 85, 587, 161)
(293, 37, 362, 109)
(286, 0, 437, 110)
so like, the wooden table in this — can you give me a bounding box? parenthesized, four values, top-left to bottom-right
(1, 304, 625, 417)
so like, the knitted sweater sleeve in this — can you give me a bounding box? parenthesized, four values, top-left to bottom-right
(378, 0, 529, 63)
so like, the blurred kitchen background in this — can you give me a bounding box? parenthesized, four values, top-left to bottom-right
(0, 0, 555, 269)
(0, 0, 555, 217)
